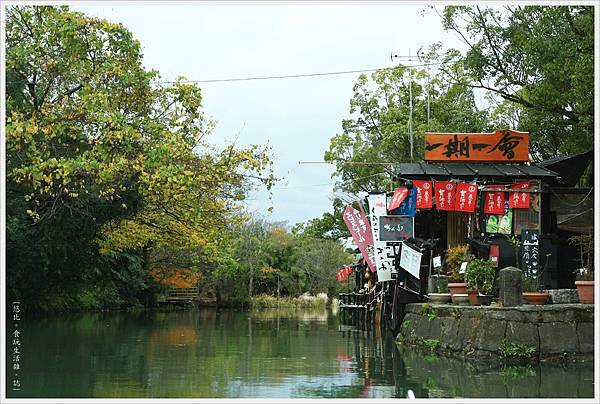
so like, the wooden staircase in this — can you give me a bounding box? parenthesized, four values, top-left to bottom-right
(165, 287, 199, 304)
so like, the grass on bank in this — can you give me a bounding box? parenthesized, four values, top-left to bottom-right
(251, 293, 329, 309)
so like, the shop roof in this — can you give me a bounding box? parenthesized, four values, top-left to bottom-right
(538, 150, 593, 187)
(395, 162, 562, 184)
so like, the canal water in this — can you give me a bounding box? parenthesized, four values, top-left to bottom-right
(8, 307, 594, 398)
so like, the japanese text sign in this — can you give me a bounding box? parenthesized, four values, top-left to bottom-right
(343, 205, 376, 273)
(454, 182, 478, 212)
(484, 190, 505, 215)
(399, 242, 422, 279)
(434, 181, 455, 211)
(424, 130, 529, 162)
(521, 229, 540, 278)
(413, 180, 433, 209)
(509, 181, 531, 209)
(367, 193, 393, 282)
(379, 216, 414, 241)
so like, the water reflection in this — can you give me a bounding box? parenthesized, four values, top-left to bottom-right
(8, 308, 593, 398)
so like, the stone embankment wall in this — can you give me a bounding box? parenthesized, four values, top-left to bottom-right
(397, 303, 594, 363)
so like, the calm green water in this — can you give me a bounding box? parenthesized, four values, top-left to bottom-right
(7, 308, 594, 398)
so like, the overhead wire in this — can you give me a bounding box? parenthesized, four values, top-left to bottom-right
(148, 62, 443, 85)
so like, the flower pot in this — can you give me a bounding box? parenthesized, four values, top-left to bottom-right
(448, 282, 468, 303)
(467, 290, 480, 306)
(427, 293, 452, 304)
(478, 295, 493, 306)
(428, 275, 449, 294)
(523, 292, 550, 305)
(575, 280, 594, 304)
(453, 293, 470, 306)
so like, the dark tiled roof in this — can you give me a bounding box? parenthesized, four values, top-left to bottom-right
(395, 162, 561, 184)
(538, 150, 593, 187)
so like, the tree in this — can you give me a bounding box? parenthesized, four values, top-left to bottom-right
(438, 5, 594, 160)
(324, 65, 490, 194)
(292, 197, 350, 240)
(5, 6, 273, 310)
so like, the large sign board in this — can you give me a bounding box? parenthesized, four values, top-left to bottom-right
(424, 130, 529, 162)
(379, 216, 414, 241)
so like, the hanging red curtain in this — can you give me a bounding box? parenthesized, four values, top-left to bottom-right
(484, 188, 505, 215)
(434, 181, 455, 211)
(413, 180, 433, 209)
(454, 182, 478, 212)
(509, 181, 531, 209)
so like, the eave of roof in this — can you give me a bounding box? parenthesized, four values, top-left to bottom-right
(395, 161, 561, 184)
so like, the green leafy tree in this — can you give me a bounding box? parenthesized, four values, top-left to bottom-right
(438, 5, 594, 160)
(5, 6, 273, 310)
(324, 65, 490, 193)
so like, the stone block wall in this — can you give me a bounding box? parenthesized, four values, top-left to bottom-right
(397, 303, 594, 362)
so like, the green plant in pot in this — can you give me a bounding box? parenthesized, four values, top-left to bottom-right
(569, 233, 594, 304)
(466, 258, 495, 305)
(522, 254, 551, 305)
(445, 244, 470, 303)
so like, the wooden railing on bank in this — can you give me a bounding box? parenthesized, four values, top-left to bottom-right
(165, 287, 199, 304)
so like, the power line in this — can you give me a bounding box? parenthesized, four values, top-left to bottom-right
(271, 172, 389, 190)
(6, 62, 443, 86)
(149, 62, 443, 85)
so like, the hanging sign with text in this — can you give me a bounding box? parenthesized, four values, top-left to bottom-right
(454, 182, 478, 212)
(434, 181, 456, 211)
(413, 180, 433, 209)
(367, 193, 393, 282)
(343, 205, 377, 273)
(399, 242, 422, 279)
(379, 216, 414, 241)
(509, 181, 531, 209)
(424, 130, 529, 162)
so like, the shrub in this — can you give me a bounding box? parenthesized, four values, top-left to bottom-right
(465, 259, 495, 295)
(445, 245, 470, 283)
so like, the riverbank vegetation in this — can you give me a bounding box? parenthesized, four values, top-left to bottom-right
(5, 6, 351, 312)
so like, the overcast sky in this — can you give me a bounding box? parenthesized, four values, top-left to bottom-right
(72, 3, 466, 227)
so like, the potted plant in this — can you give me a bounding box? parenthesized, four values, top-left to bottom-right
(569, 233, 594, 304)
(522, 274, 549, 304)
(445, 245, 470, 303)
(465, 258, 495, 305)
(522, 254, 551, 305)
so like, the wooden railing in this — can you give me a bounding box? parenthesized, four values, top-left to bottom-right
(165, 287, 199, 303)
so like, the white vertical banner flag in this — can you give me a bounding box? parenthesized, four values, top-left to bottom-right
(367, 194, 393, 282)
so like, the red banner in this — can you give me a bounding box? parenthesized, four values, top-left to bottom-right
(336, 269, 345, 282)
(484, 190, 505, 215)
(509, 181, 531, 209)
(343, 205, 377, 273)
(434, 181, 455, 211)
(454, 182, 478, 212)
(413, 180, 433, 209)
(388, 187, 409, 211)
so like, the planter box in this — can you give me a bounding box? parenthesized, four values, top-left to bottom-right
(575, 280, 594, 304)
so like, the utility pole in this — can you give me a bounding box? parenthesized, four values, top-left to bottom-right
(408, 48, 414, 163)
(391, 50, 415, 163)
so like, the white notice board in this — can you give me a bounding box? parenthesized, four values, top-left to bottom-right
(400, 242, 422, 279)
